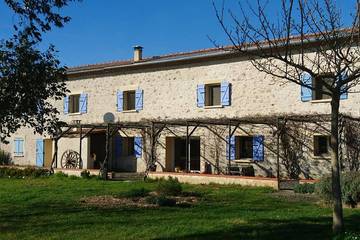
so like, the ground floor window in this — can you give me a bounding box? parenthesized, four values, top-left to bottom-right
(236, 136, 253, 159)
(14, 138, 24, 157)
(314, 135, 330, 156)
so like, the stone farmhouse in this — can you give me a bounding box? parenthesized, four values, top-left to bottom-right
(1, 43, 359, 181)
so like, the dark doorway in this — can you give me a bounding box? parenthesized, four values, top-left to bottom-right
(90, 132, 106, 169)
(174, 138, 200, 171)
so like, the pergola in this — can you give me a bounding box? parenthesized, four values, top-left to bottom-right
(50, 113, 355, 188)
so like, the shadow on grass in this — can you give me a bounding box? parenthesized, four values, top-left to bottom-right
(154, 214, 360, 240)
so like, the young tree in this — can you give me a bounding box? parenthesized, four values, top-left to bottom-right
(0, 0, 76, 142)
(213, 0, 360, 234)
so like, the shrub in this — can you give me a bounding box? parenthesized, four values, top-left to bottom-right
(341, 172, 360, 207)
(156, 176, 182, 196)
(156, 196, 176, 207)
(0, 150, 12, 165)
(333, 232, 360, 240)
(0, 167, 50, 178)
(53, 171, 68, 178)
(80, 170, 91, 179)
(294, 183, 315, 194)
(316, 172, 360, 207)
(123, 188, 150, 198)
(69, 175, 80, 180)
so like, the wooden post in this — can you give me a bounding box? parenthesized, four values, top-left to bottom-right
(50, 137, 58, 172)
(150, 122, 155, 172)
(276, 117, 281, 190)
(101, 124, 110, 180)
(79, 124, 82, 168)
(186, 123, 189, 172)
(228, 122, 231, 174)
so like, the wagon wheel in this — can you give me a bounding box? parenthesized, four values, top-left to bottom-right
(61, 150, 82, 169)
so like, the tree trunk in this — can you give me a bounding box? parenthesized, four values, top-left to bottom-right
(330, 96, 344, 234)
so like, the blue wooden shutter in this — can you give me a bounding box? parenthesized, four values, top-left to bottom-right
(114, 135, 122, 159)
(134, 136, 143, 158)
(14, 139, 20, 155)
(135, 88, 143, 111)
(301, 72, 312, 102)
(19, 139, 23, 155)
(79, 93, 88, 113)
(339, 72, 348, 100)
(221, 81, 230, 106)
(226, 136, 235, 160)
(253, 135, 264, 161)
(64, 96, 69, 114)
(117, 91, 123, 112)
(197, 84, 205, 107)
(36, 139, 44, 167)
(14, 138, 24, 156)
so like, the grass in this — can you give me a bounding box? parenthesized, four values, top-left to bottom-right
(0, 177, 359, 240)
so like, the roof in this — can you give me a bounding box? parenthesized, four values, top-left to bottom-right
(67, 45, 236, 76)
(67, 28, 356, 77)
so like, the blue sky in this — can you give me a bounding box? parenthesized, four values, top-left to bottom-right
(0, 0, 356, 67)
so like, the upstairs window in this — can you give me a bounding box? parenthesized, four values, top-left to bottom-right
(301, 72, 348, 101)
(197, 81, 230, 107)
(314, 135, 330, 156)
(313, 77, 332, 100)
(69, 94, 80, 113)
(205, 84, 221, 106)
(117, 88, 143, 112)
(124, 91, 136, 111)
(64, 93, 87, 114)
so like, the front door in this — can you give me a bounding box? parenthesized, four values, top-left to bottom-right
(36, 139, 44, 167)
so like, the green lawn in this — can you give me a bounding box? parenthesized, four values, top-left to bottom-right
(0, 177, 359, 240)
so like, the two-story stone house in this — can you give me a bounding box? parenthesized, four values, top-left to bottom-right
(1, 44, 358, 179)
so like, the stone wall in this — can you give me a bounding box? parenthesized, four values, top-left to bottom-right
(1, 55, 358, 178)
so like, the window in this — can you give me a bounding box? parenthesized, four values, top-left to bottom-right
(69, 94, 80, 113)
(14, 138, 24, 157)
(236, 136, 253, 159)
(205, 84, 221, 106)
(314, 135, 330, 156)
(124, 90, 136, 111)
(313, 77, 332, 100)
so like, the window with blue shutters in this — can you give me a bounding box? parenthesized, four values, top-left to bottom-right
(253, 135, 264, 161)
(226, 136, 236, 160)
(221, 81, 230, 106)
(198, 82, 231, 107)
(64, 94, 88, 114)
(301, 72, 313, 102)
(14, 138, 24, 157)
(118, 89, 143, 112)
(134, 136, 143, 158)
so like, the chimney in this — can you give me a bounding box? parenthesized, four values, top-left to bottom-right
(133, 45, 143, 62)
